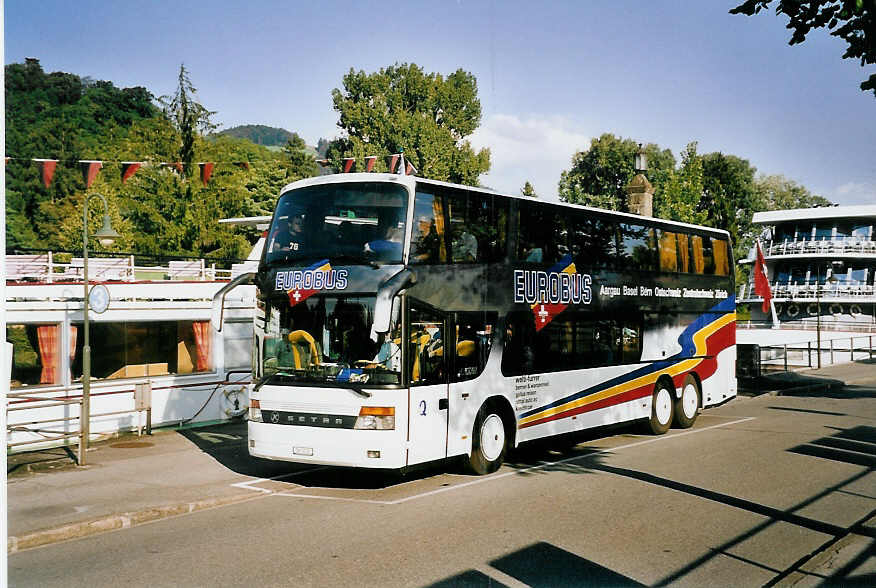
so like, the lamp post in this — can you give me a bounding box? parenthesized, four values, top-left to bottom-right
(79, 193, 120, 466)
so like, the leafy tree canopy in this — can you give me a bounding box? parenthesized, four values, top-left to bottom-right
(730, 0, 876, 96)
(521, 181, 537, 197)
(327, 63, 490, 185)
(5, 59, 316, 259)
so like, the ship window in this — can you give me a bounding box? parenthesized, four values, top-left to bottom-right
(7, 323, 62, 388)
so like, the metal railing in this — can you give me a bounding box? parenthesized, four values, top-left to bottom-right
(6, 381, 152, 464)
(763, 237, 876, 257)
(738, 335, 875, 378)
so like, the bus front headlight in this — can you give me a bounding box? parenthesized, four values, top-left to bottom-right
(249, 399, 263, 422)
(354, 406, 395, 430)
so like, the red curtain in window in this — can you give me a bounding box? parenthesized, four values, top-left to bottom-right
(192, 321, 212, 372)
(69, 325, 78, 379)
(37, 325, 59, 384)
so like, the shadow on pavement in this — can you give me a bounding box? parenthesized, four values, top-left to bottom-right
(429, 541, 643, 587)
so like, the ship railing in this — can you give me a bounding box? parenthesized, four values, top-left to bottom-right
(765, 237, 876, 257)
(739, 282, 876, 301)
(737, 333, 875, 377)
(5, 252, 236, 283)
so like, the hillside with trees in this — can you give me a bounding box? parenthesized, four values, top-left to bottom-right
(218, 124, 294, 146)
(5, 59, 318, 259)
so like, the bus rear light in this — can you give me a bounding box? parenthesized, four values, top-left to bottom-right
(354, 406, 395, 430)
(249, 399, 262, 422)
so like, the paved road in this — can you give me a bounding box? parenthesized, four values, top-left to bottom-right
(9, 385, 875, 587)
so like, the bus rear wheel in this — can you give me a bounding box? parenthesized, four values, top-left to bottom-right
(467, 405, 507, 475)
(647, 381, 675, 435)
(673, 376, 700, 429)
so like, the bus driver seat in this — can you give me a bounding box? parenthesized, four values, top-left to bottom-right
(287, 330, 321, 369)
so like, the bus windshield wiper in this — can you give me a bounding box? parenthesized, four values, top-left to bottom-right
(349, 386, 372, 398)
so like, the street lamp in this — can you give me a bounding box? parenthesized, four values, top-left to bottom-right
(815, 261, 841, 369)
(635, 143, 647, 173)
(80, 193, 120, 465)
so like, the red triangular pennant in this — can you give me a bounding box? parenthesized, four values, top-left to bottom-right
(199, 162, 214, 186)
(34, 159, 58, 188)
(364, 156, 376, 172)
(80, 160, 103, 188)
(387, 154, 400, 173)
(342, 158, 356, 173)
(121, 162, 142, 183)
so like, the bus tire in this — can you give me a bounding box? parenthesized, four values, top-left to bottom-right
(648, 380, 675, 435)
(673, 375, 700, 429)
(467, 404, 507, 475)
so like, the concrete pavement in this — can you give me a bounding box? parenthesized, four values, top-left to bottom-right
(7, 358, 876, 583)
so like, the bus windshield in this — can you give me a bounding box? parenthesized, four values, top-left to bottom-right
(264, 182, 409, 266)
(262, 294, 402, 387)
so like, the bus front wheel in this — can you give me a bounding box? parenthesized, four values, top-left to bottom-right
(648, 381, 675, 435)
(673, 375, 700, 429)
(468, 405, 507, 475)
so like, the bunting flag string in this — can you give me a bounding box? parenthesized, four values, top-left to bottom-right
(5, 150, 418, 188)
(80, 160, 102, 188)
(199, 162, 214, 186)
(4, 156, 256, 188)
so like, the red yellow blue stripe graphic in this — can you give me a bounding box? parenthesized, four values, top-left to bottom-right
(518, 297, 736, 429)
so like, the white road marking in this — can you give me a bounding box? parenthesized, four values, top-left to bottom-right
(233, 416, 757, 504)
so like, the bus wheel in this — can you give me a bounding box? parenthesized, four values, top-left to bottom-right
(468, 405, 507, 475)
(648, 381, 674, 435)
(673, 376, 700, 429)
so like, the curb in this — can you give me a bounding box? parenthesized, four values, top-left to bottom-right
(7, 491, 261, 554)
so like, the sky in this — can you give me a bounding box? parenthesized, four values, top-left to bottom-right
(5, 0, 875, 205)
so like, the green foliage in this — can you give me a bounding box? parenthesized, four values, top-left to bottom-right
(5, 59, 314, 260)
(159, 64, 217, 176)
(658, 142, 707, 225)
(282, 133, 320, 179)
(521, 181, 537, 197)
(327, 63, 490, 184)
(218, 124, 294, 146)
(558, 134, 675, 212)
(730, 0, 875, 96)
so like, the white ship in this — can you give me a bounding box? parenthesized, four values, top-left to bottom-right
(5, 217, 269, 452)
(738, 204, 876, 331)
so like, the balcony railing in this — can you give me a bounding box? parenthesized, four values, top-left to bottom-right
(739, 282, 876, 301)
(4, 251, 257, 284)
(763, 237, 876, 257)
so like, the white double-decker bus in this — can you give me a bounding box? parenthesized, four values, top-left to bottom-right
(217, 172, 736, 474)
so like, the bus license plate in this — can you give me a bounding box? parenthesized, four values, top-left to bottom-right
(293, 446, 314, 456)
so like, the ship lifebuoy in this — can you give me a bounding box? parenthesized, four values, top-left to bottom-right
(223, 386, 248, 417)
(829, 304, 843, 316)
(850, 304, 862, 316)
(806, 303, 818, 316)
(786, 304, 800, 318)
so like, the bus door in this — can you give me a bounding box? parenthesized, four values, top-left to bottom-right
(406, 302, 449, 465)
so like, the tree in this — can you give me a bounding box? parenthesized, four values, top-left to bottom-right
(730, 0, 876, 97)
(753, 174, 834, 211)
(159, 64, 216, 175)
(657, 142, 707, 225)
(521, 181, 537, 197)
(699, 152, 758, 259)
(282, 133, 319, 179)
(327, 63, 490, 185)
(558, 134, 675, 212)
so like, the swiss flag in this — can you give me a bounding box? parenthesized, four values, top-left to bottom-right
(754, 241, 772, 313)
(287, 259, 333, 307)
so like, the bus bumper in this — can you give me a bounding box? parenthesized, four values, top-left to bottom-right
(248, 421, 407, 469)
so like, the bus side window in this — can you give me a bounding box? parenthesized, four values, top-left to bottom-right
(713, 238, 730, 276)
(690, 235, 716, 275)
(657, 230, 679, 273)
(411, 191, 447, 264)
(571, 217, 616, 271)
(620, 223, 656, 272)
(501, 312, 537, 376)
(452, 312, 496, 382)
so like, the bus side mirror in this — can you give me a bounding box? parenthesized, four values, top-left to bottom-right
(373, 269, 417, 334)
